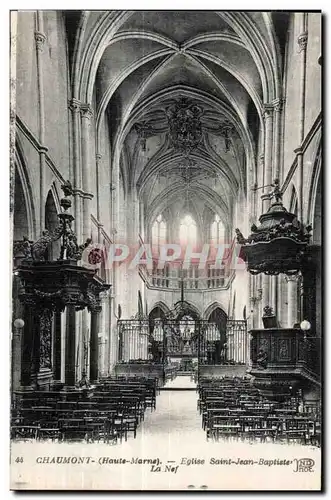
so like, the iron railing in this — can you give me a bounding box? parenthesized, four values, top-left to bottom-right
(226, 319, 248, 364)
(117, 318, 248, 366)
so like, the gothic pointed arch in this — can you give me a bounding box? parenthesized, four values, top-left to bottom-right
(13, 137, 36, 240)
(149, 301, 170, 320)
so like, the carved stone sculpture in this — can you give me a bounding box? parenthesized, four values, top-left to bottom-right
(39, 308, 52, 369)
(256, 348, 268, 369)
(31, 230, 53, 261)
(166, 98, 203, 155)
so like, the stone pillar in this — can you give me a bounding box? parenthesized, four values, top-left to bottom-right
(105, 297, 111, 373)
(250, 275, 262, 330)
(99, 295, 107, 377)
(270, 275, 278, 317)
(297, 20, 308, 222)
(65, 304, 76, 387)
(34, 23, 46, 233)
(262, 104, 274, 211)
(21, 307, 34, 388)
(301, 264, 316, 334)
(272, 98, 283, 181)
(80, 308, 90, 380)
(12, 319, 24, 391)
(277, 275, 288, 328)
(96, 153, 102, 236)
(68, 98, 82, 239)
(285, 275, 299, 328)
(112, 156, 120, 234)
(37, 308, 53, 386)
(261, 274, 270, 312)
(261, 104, 274, 313)
(53, 311, 62, 381)
(80, 104, 93, 241)
(90, 306, 101, 383)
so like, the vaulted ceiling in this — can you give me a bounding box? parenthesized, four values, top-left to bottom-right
(67, 10, 287, 228)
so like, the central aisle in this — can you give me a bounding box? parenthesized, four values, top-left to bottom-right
(163, 374, 197, 389)
(136, 384, 205, 443)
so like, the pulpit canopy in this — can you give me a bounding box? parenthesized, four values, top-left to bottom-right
(236, 179, 312, 276)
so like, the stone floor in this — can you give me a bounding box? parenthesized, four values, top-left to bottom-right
(137, 381, 204, 443)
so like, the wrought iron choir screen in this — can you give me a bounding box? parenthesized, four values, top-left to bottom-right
(117, 317, 247, 367)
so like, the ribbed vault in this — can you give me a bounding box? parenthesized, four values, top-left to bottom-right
(67, 10, 283, 238)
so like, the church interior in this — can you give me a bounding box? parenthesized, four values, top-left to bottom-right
(11, 11, 322, 450)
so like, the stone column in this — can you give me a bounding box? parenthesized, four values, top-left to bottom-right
(53, 311, 62, 381)
(270, 275, 278, 317)
(285, 275, 299, 328)
(65, 304, 76, 387)
(103, 296, 110, 375)
(297, 20, 308, 222)
(34, 23, 46, 233)
(272, 98, 283, 181)
(261, 104, 274, 312)
(96, 153, 102, 240)
(12, 319, 25, 391)
(21, 306, 34, 388)
(37, 308, 53, 386)
(250, 276, 262, 330)
(68, 98, 82, 239)
(262, 104, 274, 211)
(99, 294, 108, 377)
(80, 104, 93, 241)
(90, 306, 102, 383)
(261, 274, 270, 312)
(301, 264, 316, 334)
(277, 275, 288, 328)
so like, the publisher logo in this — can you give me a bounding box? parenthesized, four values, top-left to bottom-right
(293, 458, 315, 473)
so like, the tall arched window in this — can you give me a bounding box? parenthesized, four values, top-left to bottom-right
(179, 215, 197, 246)
(152, 214, 166, 247)
(211, 214, 225, 244)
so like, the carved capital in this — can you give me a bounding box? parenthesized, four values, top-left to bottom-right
(80, 104, 93, 120)
(35, 31, 46, 52)
(68, 98, 82, 114)
(100, 290, 110, 301)
(92, 303, 103, 314)
(272, 98, 284, 113)
(298, 31, 308, 52)
(261, 193, 270, 202)
(285, 274, 300, 283)
(263, 103, 274, 120)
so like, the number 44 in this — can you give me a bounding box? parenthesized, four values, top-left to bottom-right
(15, 457, 23, 463)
